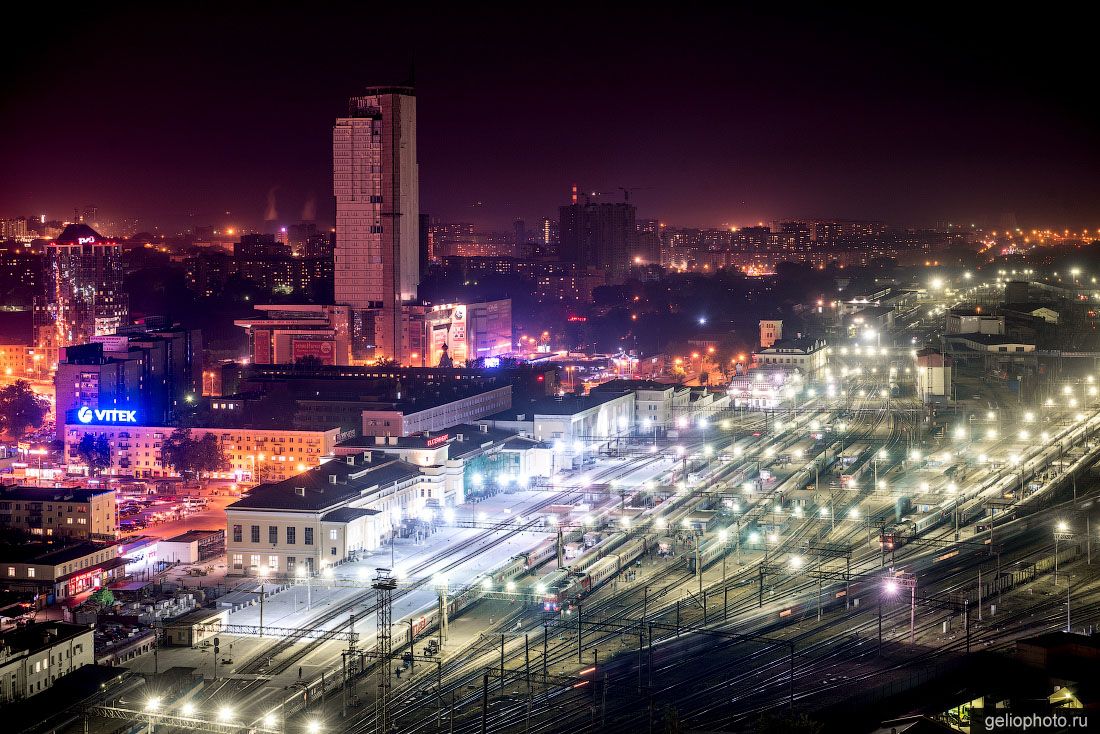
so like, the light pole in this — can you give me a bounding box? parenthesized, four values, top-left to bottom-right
(257, 568, 267, 638)
(883, 573, 917, 644)
(1054, 521, 1075, 588)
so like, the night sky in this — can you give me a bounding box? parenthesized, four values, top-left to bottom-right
(3, 6, 1098, 232)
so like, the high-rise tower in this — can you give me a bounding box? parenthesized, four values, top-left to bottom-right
(334, 86, 419, 362)
(34, 223, 128, 352)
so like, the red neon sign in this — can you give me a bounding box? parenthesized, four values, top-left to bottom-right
(426, 434, 450, 447)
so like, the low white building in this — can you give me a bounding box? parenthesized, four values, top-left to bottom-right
(590, 380, 690, 431)
(915, 349, 952, 403)
(0, 622, 94, 703)
(946, 309, 1004, 335)
(334, 423, 553, 504)
(752, 338, 828, 378)
(477, 391, 635, 471)
(225, 452, 429, 577)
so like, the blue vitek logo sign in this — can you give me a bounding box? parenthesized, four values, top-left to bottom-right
(77, 406, 138, 424)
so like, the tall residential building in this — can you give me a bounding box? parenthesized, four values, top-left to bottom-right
(559, 201, 637, 281)
(33, 224, 128, 353)
(334, 86, 419, 362)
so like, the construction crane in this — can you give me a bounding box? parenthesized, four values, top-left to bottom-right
(618, 186, 651, 202)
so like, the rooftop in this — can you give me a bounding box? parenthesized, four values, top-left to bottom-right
(0, 620, 92, 655)
(227, 453, 421, 512)
(322, 507, 380, 523)
(0, 486, 114, 503)
(162, 529, 224, 544)
(483, 390, 631, 420)
(0, 541, 119, 565)
(591, 379, 683, 393)
(758, 337, 826, 354)
(951, 333, 1035, 346)
(52, 223, 109, 246)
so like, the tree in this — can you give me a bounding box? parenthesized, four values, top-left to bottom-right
(162, 427, 201, 477)
(162, 427, 228, 479)
(89, 588, 116, 607)
(76, 433, 112, 476)
(0, 381, 50, 439)
(197, 432, 230, 476)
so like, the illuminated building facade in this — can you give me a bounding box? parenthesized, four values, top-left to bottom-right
(235, 304, 352, 366)
(224, 452, 430, 575)
(63, 420, 339, 483)
(0, 486, 117, 541)
(334, 86, 419, 362)
(402, 299, 512, 367)
(33, 224, 128, 353)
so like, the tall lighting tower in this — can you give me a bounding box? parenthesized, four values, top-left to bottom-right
(373, 569, 398, 734)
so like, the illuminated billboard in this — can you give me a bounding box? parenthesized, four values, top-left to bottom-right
(72, 406, 139, 425)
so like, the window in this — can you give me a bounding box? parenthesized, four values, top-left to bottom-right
(269, 526, 277, 544)
(329, 529, 337, 540)
(268, 555, 278, 570)
(27, 568, 35, 578)
(304, 527, 313, 545)
(251, 525, 260, 543)
(330, 547, 337, 556)
(286, 526, 296, 544)
(232, 525, 243, 543)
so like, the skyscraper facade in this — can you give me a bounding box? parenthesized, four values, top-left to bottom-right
(558, 201, 637, 281)
(33, 223, 128, 353)
(334, 86, 419, 362)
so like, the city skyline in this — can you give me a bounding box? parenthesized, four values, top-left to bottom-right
(3, 7, 1100, 232)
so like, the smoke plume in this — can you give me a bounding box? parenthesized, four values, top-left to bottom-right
(264, 187, 279, 222)
(301, 193, 317, 221)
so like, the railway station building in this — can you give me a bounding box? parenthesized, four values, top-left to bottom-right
(224, 451, 431, 576)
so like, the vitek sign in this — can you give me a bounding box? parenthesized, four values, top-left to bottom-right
(77, 406, 138, 424)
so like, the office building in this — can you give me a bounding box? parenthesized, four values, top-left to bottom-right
(358, 385, 512, 437)
(334, 86, 419, 362)
(235, 304, 352, 366)
(0, 245, 42, 305)
(0, 217, 29, 240)
(0, 486, 117, 541)
(402, 299, 512, 367)
(33, 224, 128, 353)
(53, 326, 202, 440)
(559, 201, 637, 281)
(0, 622, 95, 703)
